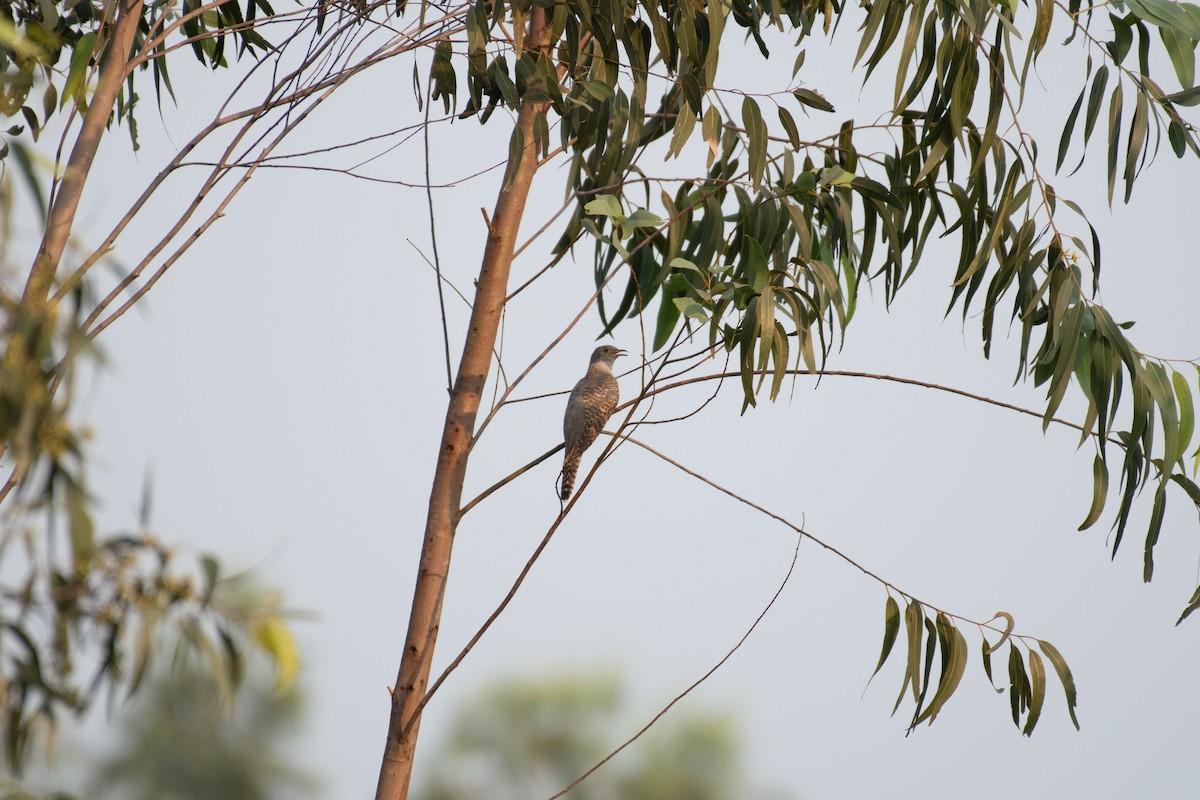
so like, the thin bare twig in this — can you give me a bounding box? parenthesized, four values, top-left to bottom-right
(457, 445, 563, 519)
(424, 72, 454, 392)
(619, 432, 1038, 638)
(549, 531, 803, 800)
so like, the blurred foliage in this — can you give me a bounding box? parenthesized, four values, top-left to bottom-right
(1, 0, 274, 155)
(0, 640, 315, 800)
(1, 0, 291, 774)
(85, 646, 316, 800)
(0, 483, 299, 775)
(413, 671, 784, 800)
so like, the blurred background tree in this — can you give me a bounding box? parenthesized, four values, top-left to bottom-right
(1, 633, 315, 800)
(414, 671, 790, 800)
(86, 648, 317, 800)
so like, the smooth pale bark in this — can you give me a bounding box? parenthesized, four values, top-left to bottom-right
(22, 0, 145, 308)
(373, 12, 552, 800)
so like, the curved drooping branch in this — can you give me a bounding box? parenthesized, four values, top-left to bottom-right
(550, 529, 803, 800)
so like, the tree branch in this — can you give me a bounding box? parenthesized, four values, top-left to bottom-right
(549, 531, 803, 800)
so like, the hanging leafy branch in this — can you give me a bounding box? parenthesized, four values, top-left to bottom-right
(612, 425, 1078, 736)
(0, 514, 297, 772)
(869, 595, 1078, 736)
(418, 0, 1200, 617)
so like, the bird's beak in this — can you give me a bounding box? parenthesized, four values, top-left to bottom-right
(615, 349, 627, 358)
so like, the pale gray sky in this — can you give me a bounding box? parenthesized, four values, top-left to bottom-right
(16, 10, 1200, 799)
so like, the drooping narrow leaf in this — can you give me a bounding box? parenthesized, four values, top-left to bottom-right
(1173, 369, 1195, 462)
(1079, 453, 1110, 530)
(981, 635, 1002, 692)
(1058, 84, 1086, 171)
(777, 106, 801, 151)
(1107, 82, 1124, 204)
(741, 96, 767, 186)
(871, 595, 901, 680)
(1038, 639, 1080, 730)
(1082, 65, 1110, 156)
(1023, 650, 1047, 736)
(1177, 584, 1200, 625)
(1008, 644, 1029, 728)
(892, 598, 923, 714)
(913, 616, 968, 726)
(1124, 89, 1149, 202)
(1144, 481, 1167, 582)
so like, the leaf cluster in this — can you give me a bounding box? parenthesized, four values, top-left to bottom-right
(1, 0, 274, 156)
(871, 596, 1078, 736)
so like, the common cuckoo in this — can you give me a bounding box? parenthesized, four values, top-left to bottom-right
(560, 345, 625, 500)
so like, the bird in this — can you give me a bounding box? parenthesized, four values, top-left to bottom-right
(560, 345, 625, 501)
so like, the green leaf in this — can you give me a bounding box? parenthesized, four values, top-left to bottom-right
(430, 39, 458, 114)
(502, 125, 523, 189)
(1160, 25, 1196, 89)
(701, 104, 721, 164)
(255, 616, 299, 691)
(1124, 90, 1149, 202)
(1008, 644, 1029, 728)
(1079, 454, 1109, 530)
(624, 208, 664, 231)
(913, 615, 968, 726)
(673, 296, 708, 321)
(1038, 639, 1080, 730)
(668, 101, 696, 159)
(741, 95, 767, 187)
(1170, 473, 1200, 511)
(871, 595, 901, 680)
(1173, 369, 1195, 462)
(904, 599, 923, 704)
(777, 106, 801, 151)
(981, 636, 1002, 693)
(1127, 0, 1200, 40)
(580, 79, 615, 102)
(745, 237, 769, 293)
(584, 194, 624, 219)
(1107, 82, 1124, 205)
(1164, 85, 1200, 105)
(1058, 83, 1086, 172)
(1177, 584, 1200, 624)
(1043, 303, 1086, 428)
(62, 32, 96, 110)
(1084, 65, 1110, 151)
(1144, 481, 1167, 582)
(793, 87, 835, 113)
(1023, 650, 1047, 736)
(983, 611, 1015, 655)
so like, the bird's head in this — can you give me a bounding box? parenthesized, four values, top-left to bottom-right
(590, 345, 626, 367)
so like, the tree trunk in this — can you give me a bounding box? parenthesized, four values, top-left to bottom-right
(1, 0, 143, 466)
(22, 0, 144, 308)
(373, 12, 552, 800)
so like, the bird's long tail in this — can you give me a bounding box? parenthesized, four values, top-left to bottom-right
(560, 448, 582, 501)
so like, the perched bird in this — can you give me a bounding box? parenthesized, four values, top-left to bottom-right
(560, 345, 625, 500)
